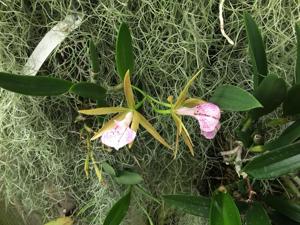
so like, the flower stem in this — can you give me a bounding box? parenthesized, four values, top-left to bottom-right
(132, 85, 171, 108)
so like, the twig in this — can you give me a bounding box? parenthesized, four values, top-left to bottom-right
(219, 0, 235, 45)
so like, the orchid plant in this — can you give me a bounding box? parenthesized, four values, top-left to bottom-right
(79, 69, 221, 157)
(0, 13, 300, 225)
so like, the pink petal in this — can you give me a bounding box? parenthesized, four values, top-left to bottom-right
(195, 103, 221, 119)
(101, 124, 136, 150)
(201, 123, 221, 139)
(100, 112, 136, 150)
(176, 107, 195, 117)
(197, 115, 220, 132)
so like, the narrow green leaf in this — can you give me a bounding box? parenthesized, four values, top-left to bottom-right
(296, 23, 300, 84)
(264, 119, 300, 150)
(265, 196, 300, 223)
(44, 217, 73, 225)
(250, 75, 287, 119)
(244, 12, 268, 89)
(116, 23, 134, 80)
(89, 39, 100, 75)
(283, 84, 300, 116)
(70, 82, 106, 101)
(243, 142, 300, 179)
(103, 190, 131, 225)
(210, 85, 262, 111)
(162, 194, 210, 218)
(115, 171, 143, 185)
(245, 203, 271, 225)
(0, 201, 27, 225)
(209, 191, 242, 225)
(270, 211, 300, 225)
(102, 162, 116, 177)
(0, 72, 72, 96)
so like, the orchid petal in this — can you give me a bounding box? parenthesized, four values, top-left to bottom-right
(124, 70, 135, 109)
(101, 113, 136, 150)
(195, 103, 221, 119)
(91, 113, 126, 140)
(201, 123, 221, 139)
(79, 107, 128, 116)
(197, 115, 220, 132)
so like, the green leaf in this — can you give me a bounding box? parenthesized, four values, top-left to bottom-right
(116, 23, 134, 80)
(162, 194, 211, 218)
(296, 23, 300, 84)
(265, 196, 300, 223)
(209, 191, 242, 225)
(89, 39, 100, 75)
(102, 162, 116, 177)
(0, 72, 72, 96)
(245, 203, 271, 225)
(103, 190, 131, 225)
(250, 75, 287, 119)
(264, 119, 300, 151)
(244, 12, 268, 90)
(44, 217, 73, 225)
(69, 82, 106, 101)
(283, 84, 300, 116)
(210, 85, 262, 111)
(243, 142, 300, 179)
(115, 171, 143, 185)
(0, 201, 27, 225)
(270, 211, 300, 225)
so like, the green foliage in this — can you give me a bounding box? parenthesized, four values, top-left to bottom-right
(209, 191, 242, 225)
(115, 171, 143, 185)
(116, 23, 134, 80)
(265, 196, 300, 223)
(162, 194, 211, 218)
(89, 39, 101, 75)
(296, 23, 300, 84)
(0, 72, 107, 101)
(250, 75, 287, 119)
(210, 85, 262, 111)
(69, 82, 106, 101)
(244, 142, 300, 179)
(102, 162, 117, 177)
(245, 203, 271, 225)
(0, 72, 72, 96)
(283, 84, 300, 116)
(44, 217, 73, 225)
(0, 201, 27, 225)
(263, 119, 300, 150)
(244, 12, 268, 90)
(103, 189, 131, 225)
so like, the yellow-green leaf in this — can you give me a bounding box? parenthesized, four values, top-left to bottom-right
(172, 113, 183, 157)
(44, 217, 73, 225)
(129, 111, 140, 148)
(181, 124, 194, 156)
(79, 107, 128, 116)
(137, 111, 172, 149)
(182, 98, 206, 108)
(124, 70, 135, 108)
(174, 69, 203, 108)
(91, 113, 126, 140)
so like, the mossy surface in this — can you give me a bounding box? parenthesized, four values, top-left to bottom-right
(0, 1, 299, 224)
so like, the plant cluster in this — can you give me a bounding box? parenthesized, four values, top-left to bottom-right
(0, 12, 299, 225)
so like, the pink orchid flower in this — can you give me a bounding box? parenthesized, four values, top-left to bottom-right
(101, 112, 136, 150)
(176, 102, 221, 139)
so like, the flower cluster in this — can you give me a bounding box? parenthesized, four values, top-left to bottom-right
(79, 70, 221, 155)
